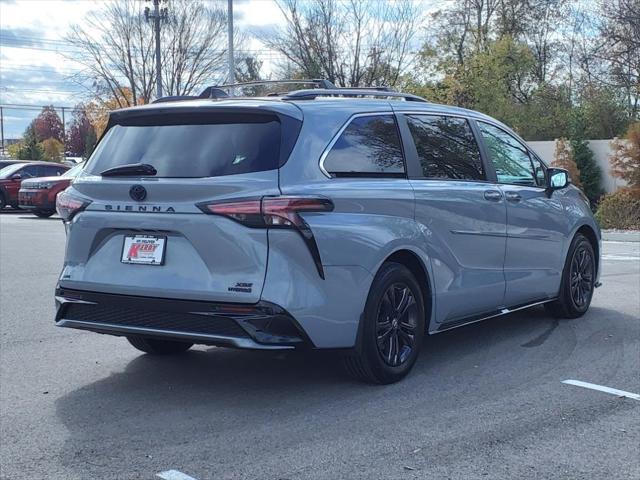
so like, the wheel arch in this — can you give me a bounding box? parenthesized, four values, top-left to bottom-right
(382, 248, 434, 333)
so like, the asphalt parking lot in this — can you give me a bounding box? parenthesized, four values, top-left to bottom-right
(1, 210, 638, 480)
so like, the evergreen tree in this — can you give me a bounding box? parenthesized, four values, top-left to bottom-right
(17, 125, 44, 161)
(571, 139, 603, 208)
(570, 110, 603, 208)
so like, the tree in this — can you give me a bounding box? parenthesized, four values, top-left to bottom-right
(66, 105, 97, 158)
(39, 138, 64, 162)
(67, 0, 233, 105)
(572, 139, 602, 207)
(33, 106, 63, 143)
(576, 85, 628, 139)
(85, 88, 137, 138)
(609, 122, 640, 196)
(84, 129, 98, 159)
(570, 109, 604, 207)
(16, 125, 43, 161)
(581, 0, 640, 121)
(261, 0, 419, 87)
(552, 138, 582, 188)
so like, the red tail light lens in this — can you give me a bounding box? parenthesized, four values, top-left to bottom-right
(197, 196, 334, 278)
(202, 199, 263, 227)
(198, 196, 333, 228)
(56, 190, 91, 222)
(262, 197, 334, 227)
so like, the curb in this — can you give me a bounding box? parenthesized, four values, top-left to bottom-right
(602, 230, 640, 242)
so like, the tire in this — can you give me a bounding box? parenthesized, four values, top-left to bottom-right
(545, 233, 596, 319)
(127, 336, 193, 355)
(33, 210, 55, 218)
(0, 193, 5, 210)
(343, 262, 425, 384)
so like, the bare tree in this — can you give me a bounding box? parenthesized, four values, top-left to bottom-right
(260, 0, 419, 87)
(581, 0, 640, 119)
(67, 0, 233, 106)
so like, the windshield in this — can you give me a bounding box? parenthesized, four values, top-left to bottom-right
(0, 163, 25, 179)
(85, 115, 282, 178)
(62, 162, 85, 178)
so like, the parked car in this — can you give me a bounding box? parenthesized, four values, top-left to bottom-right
(54, 80, 601, 384)
(0, 160, 29, 170)
(0, 161, 70, 210)
(19, 162, 85, 217)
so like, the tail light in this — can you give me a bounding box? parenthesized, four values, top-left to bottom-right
(198, 196, 334, 279)
(56, 190, 91, 222)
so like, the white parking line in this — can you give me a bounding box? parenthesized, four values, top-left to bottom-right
(562, 380, 640, 401)
(156, 470, 199, 480)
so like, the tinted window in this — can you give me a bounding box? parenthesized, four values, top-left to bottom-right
(44, 165, 66, 176)
(406, 115, 484, 180)
(20, 165, 40, 178)
(323, 115, 405, 176)
(86, 116, 282, 178)
(478, 122, 536, 186)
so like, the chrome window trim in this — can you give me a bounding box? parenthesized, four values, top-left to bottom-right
(318, 111, 398, 179)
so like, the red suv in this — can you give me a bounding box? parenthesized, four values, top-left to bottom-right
(18, 162, 82, 217)
(0, 162, 69, 211)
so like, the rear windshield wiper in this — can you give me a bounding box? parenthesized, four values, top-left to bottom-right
(100, 163, 157, 177)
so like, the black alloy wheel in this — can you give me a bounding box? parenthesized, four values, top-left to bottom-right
(343, 262, 425, 384)
(545, 233, 596, 319)
(569, 243, 594, 309)
(376, 283, 418, 367)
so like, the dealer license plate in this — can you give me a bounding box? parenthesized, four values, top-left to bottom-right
(121, 235, 166, 266)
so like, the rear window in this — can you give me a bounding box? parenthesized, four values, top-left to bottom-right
(86, 115, 282, 178)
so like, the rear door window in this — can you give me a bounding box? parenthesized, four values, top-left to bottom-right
(406, 115, 485, 180)
(323, 115, 405, 177)
(20, 165, 40, 178)
(86, 114, 282, 178)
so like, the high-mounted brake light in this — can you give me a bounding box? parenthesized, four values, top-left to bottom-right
(56, 190, 91, 222)
(198, 196, 334, 279)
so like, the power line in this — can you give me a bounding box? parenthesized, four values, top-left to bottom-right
(0, 103, 76, 110)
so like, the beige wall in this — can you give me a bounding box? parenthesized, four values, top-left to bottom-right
(528, 139, 627, 193)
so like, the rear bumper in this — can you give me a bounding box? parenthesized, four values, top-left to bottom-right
(18, 190, 55, 210)
(55, 288, 313, 350)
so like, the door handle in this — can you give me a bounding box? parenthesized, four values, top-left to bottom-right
(505, 192, 522, 203)
(483, 190, 502, 202)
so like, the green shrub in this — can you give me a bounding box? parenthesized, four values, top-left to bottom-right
(595, 190, 640, 229)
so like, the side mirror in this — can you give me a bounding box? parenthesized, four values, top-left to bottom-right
(546, 168, 569, 194)
(10, 173, 22, 181)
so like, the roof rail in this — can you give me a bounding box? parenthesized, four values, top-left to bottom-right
(282, 88, 427, 102)
(217, 79, 336, 90)
(152, 88, 229, 103)
(198, 79, 337, 98)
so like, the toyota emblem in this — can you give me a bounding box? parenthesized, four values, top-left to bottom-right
(129, 185, 147, 202)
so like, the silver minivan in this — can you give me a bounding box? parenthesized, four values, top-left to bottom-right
(55, 81, 601, 383)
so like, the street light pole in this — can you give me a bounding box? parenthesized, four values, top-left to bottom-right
(0, 107, 4, 156)
(227, 0, 235, 88)
(145, 0, 167, 99)
(153, 0, 163, 98)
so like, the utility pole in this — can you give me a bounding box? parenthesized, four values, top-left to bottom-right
(61, 107, 66, 155)
(0, 107, 4, 156)
(227, 0, 235, 88)
(145, 0, 168, 99)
